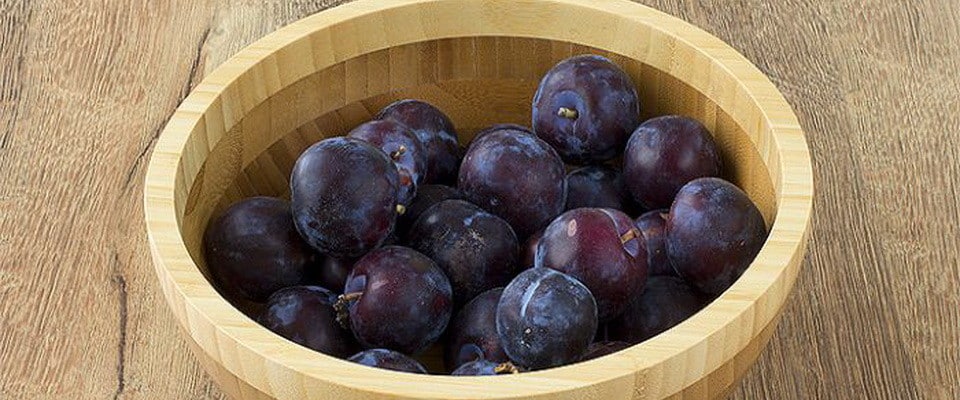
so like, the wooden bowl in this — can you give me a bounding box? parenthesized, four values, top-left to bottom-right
(144, 0, 813, 398)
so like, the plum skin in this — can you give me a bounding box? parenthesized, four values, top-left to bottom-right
(290, 137, 400, 258)
(258, 286, 359, 358)
(458, 128, 567, 239)
(347, 119, 427, 205)
(376, 99, 461, 185)
(634, 209, 677, 277)
(395, 184, 462, 237)
(341, 246, 453, 355)
(444, 288, 510, 370)
(496, 267, 598, 370)
(607, 276, 706, 343)
(535, 208, 648, 321)
(347, 349, 428, 374)
(565, 165, 636, 213)
(532, 54, 639, 164)
(623, 115, 722, 209)
(407, 199, 519, 306)
(203, 196, 314, 303)
(666, 177, 767, 295)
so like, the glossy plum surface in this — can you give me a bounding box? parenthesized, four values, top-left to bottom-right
(258, 286, 358, 358)
(496, 268, 598, 370)
(666, 178, 767, 295)
(532, 55, 639, 164)
(347, 119, 426, 205)
(290, 137, 400, 258)
(565, 165, 636, 213)
(340, 246, 453, 354)
(408, 199, 519, 305)
(347, 349, 428, 374)
(302, 256, 354, 294)
(203, 197, 314, 302)
(520, 229, 544, 269)
(536, 208, 647, 321)
(458, 128, 566, 239)
(623, 115, 722, 209)
(607, 276, 706, 343)
(377, 99, 461, 185)
(444, 288, 509, 370)
(469, 123, 533, 149)
(634, 209, 676, 277)
(395, 184, 462, 237)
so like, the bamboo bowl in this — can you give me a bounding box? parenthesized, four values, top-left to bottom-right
(144, 0, 813, 398)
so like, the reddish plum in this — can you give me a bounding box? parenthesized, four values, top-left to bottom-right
(666, 178, 766, 295)
(623, 115, 722, 209)
(532, 55, 639, 164)
(338, 246, 453, 354)
(377, 100, 460, 184)
(634, 210, 676, 277)
(347, 119, 426, 205)
(536, 208, 648, 321)
(458, 128, 566, 239)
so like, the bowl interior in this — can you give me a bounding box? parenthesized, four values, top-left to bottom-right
(174, 35, 777, 371)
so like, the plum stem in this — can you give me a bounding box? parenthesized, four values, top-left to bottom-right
(494, 362, 520, 374)
(396, 204, 406, 215)
(389, 145, 407, 160)
(334, 292, 363, 329)
(620, 228, 640, 244)
(557, 107, 578, 119)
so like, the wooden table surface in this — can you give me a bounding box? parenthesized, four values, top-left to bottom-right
(1, 0, 958, 399)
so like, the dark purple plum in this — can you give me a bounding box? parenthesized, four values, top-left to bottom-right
(290, 137, 401, 258)
(302, 256, 355, 294)
(607, 276, 706, 343)
(666, 178, 767, 295)
(634, 210, 676, 277)
(450, 359, 519, 376)
(623, 115, 722, 209)
(338, 246, 453, 354)
(203, 197, 314, 303)
(565, 165, 637, 213)
(520, 229, 544, 268)
(347, 119, 427, 205)
(458, 128, 566, 239)
(377, 99, 461, 184)
(408, 200, 519, 305)
(444, 288, 509, 370)
(536, 208, 647, 321)
(496, 268, 598, 370)
(532, 54, 639, 164)
(469, 124, 532, 149)
(258, 286, 359, 358)
(347, 349, 427, 374)
(395, 184, 462, 237)
(580, 341, 631, 361)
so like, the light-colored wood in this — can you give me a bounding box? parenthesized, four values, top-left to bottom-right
(142, 1, 812, 399)
(4, 1, 960, 400)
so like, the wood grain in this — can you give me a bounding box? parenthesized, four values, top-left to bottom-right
(0, 1, 956, 400)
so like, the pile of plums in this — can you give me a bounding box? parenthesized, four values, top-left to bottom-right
(203, 54, 768, 375)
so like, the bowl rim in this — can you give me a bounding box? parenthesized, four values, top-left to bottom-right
(144, 0, 814, 398)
